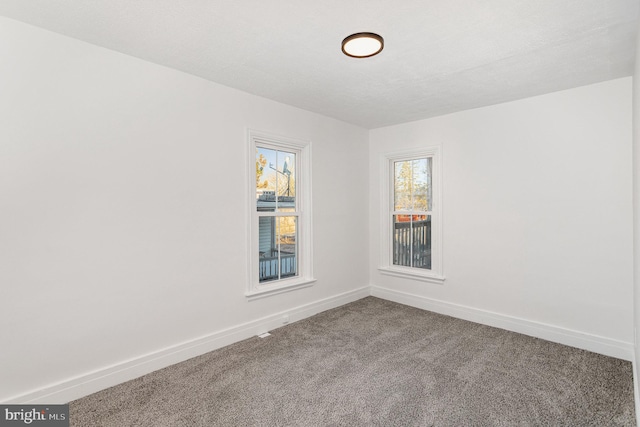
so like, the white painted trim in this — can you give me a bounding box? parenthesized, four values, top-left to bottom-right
(3, 287, 369, 404)
(245, 278, 317, 300)
(6, 284, 633, 404)
(371, 285, 634, 361)
(378, 267, 445, 284)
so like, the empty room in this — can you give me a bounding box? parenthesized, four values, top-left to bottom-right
(2, 1, 640, 426)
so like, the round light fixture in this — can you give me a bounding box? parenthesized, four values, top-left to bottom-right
(341, 32, 384, 58)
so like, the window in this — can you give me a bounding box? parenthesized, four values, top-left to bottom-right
(379, 147, 444, 283)
(247, 130, 314, 299)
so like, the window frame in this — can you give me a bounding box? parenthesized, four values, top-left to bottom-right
(378, 146, 444, 284)
(246, 129, 315, 300)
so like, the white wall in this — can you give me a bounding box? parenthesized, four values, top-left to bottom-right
(370, 78, 634, 357)
(0, 17, 369, 402)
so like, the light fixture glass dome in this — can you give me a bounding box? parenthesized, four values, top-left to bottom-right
(342, 32, 384, 58)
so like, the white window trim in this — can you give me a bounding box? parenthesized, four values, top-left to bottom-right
(246, 129, 314, 300)
(378, 146, 445, 284)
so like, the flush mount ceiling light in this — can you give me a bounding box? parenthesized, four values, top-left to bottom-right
(341, 32, 384, 58)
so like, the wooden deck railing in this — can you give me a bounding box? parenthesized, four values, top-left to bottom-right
(259, 253, 297, 282)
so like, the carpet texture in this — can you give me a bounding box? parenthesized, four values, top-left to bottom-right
(70, 297, 636, 426)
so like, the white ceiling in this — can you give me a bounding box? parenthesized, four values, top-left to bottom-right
(0, 0, 637, 129)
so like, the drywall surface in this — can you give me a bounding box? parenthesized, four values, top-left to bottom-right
(370, 78, 633, 347)
(0, 17, 369, 402)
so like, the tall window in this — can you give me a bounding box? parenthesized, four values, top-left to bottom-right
(256, 146, 298, 282)
(392, 158, 432, 269)
(380, 147, 443, 283)
(248, 130, 314, 299)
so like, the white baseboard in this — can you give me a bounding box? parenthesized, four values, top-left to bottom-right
(6, 284, 633, 404)
(371, 285, 634, 361)
(5, 286, 370, 404)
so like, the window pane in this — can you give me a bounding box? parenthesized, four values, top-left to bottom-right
(392, 214, 411, 266)
(258, 216, 298, 283)
(256, 147, 277, 212)
(412, 158, 431, 211)
(258, 217, 278, 282)
(277, 151, 295, 211)
(277, 216, 297, 279)
(411, 215, 431, 269)
(393, 214, 431, 269)
(394, 160, 412, 211)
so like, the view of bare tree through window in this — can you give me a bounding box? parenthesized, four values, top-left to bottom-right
(256, 147, 298, 282)
(393, 158, 432, 269)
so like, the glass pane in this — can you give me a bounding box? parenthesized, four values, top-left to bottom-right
(277, 216, 298, 279)
(258, 217, 278, 282)
(277, 151, 296, 211)
(256, 147, 277, 212)
(392, 214, 412, 267)
(278, 207, 296, 214)
(393, 214, 431, 269)
(412, 158, 431, 211)
(394, 160, 412, 211)
(411, 215, 431, 269)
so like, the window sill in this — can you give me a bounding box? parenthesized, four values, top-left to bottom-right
(378, 267, 445, 284)
(245, 278, 317, 301)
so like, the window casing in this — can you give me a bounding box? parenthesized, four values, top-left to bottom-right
(247, 130, 314, 299)
(379, 147, 444, 283)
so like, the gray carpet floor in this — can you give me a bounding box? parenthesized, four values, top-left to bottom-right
(70, 297, 636, 426)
